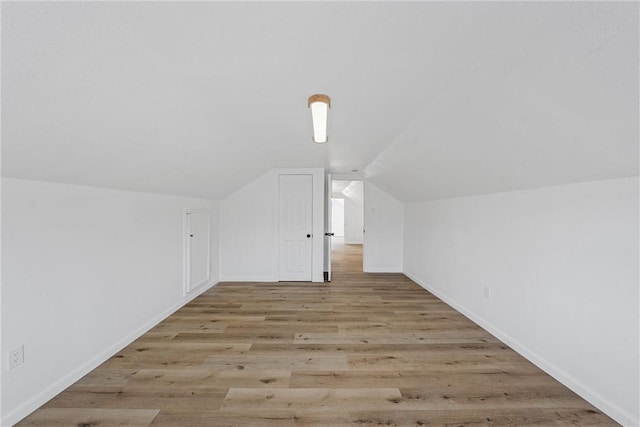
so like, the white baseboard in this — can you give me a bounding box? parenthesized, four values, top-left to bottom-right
(2, 281, 217, 427)
(403, 270, 638, 427)
(219, 275, 277, 282)
(363, 267, 403, 273)
(220, 276, 324, 283)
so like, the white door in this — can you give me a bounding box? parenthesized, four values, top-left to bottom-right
(325, 173, 333, 281)
(184, 209, 210, 294)
(279, 174, 313, 281)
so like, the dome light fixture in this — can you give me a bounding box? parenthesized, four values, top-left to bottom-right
(308, 94, 331, 143)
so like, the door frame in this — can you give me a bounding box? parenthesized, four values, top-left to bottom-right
(329, 174, 364, 272)
(277, 174, 313, 282)
(183, 208, 211, 296)
(274, 169, 325, 282)
(325, 173, 333, 281)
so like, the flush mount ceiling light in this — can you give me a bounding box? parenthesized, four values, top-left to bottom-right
(308, 94, 331, 143)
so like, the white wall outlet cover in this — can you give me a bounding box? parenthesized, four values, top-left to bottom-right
(8, 345, 24, 369)
(483, 286, 491, 299)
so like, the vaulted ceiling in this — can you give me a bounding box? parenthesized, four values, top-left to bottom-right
(3, 2, 638, 201)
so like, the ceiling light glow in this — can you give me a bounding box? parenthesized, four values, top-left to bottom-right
(308, 94, 331, 143)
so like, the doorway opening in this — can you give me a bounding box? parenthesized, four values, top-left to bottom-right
(330, 180, 364, 273)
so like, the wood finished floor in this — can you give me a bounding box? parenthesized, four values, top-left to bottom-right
(18, 243, 617, 426)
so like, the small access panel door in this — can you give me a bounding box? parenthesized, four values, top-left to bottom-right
(184, 209, 211, 295)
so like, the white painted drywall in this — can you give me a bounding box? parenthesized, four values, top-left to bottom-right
(219, 168, 324, 283)
(332, 198, 345, 237)
(403, 177, 639, 426)
(5, 3, 636, 199)
(1, 178, 219, 426)
(219, 171, 278, 282)
(363, 181, 403, 272)
(344, 190, 363, 244)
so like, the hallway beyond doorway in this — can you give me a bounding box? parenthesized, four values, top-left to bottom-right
(331, 237, 363, 276)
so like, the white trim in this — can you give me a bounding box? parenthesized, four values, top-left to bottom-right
(362, 180, 368, 273)
(189, 278, 212, 293)
(182, 209, 190, 295)
(1, 281, 217, 427)
(403, 270, 638, 427)
(219, 275, 277, 283)
(325, 173, 332, 281)
(311, 169, 325, 282)
(273, 168, 325, 283)
(277, 174, 314, 282)
(363, 267, 403, 273)
(183, 208, 211, 296)
(331, 173, 363, 181)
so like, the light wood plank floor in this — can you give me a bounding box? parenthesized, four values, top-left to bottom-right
(18, 243, 617, 426)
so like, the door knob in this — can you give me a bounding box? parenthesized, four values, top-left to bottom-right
(324, 232, 334, 236)
(306, 234, 311, 238)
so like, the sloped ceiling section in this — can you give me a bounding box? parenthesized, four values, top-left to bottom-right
(362, 2, 639, 202)
(332, 180, 364, 202)
(3, 2, 638, 201)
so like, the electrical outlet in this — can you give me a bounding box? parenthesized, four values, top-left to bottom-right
(483, 286, 491, 299)
(8, 345, 24, 369)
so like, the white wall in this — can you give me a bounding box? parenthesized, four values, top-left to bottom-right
(219, 171, 277, 281)
(332, 198, 345, 237)
(219, 168, 324, 283)
(1, 178, 219, 426)
(403, 177, 639, 426)
(363, 181, 403, 272)
(344, 195, 363, 244)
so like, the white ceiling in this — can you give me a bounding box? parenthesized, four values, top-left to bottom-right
(332, 180, 363, 202)
(3, 2, 638, 201)
(332, 181, 351, 199)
